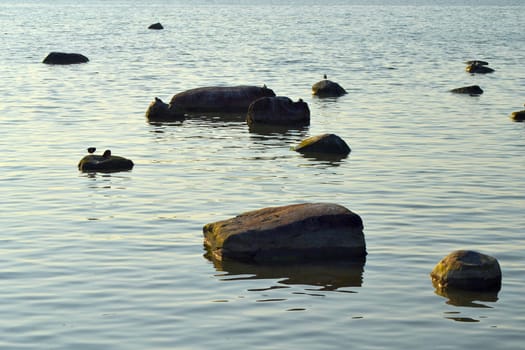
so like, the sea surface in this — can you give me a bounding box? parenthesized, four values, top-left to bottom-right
(1, 0, 524, 349)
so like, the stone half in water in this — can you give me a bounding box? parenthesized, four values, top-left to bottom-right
(78, 150, 134, 173)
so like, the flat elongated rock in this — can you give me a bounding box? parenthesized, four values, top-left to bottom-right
(430, 250, 501, 292)
(43, 52, 89, 65)
(294, 133, 350, 156)
(203, 203, 366, 263)
(450, 85, 483, 95)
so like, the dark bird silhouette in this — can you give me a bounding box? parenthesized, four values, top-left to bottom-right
(323, 74, 327, 79)
(102, 149, 111, 158)
(87, 147, 96, 154)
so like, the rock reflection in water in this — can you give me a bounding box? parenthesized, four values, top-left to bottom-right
(206, 253, 364, 291)
(433, 285, 499, 308)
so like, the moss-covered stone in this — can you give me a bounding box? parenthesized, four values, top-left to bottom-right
(430, 250, 501, 292)
(510, 110, 525, 122)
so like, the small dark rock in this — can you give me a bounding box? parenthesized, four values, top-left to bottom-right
(43, 52, 89, 65)
(510, 110, 525, 122)
(450, 85, 483, 95)
(312, 76, 347, 97)
(78, 149, 134, 173)
(148, 22, 164, 30)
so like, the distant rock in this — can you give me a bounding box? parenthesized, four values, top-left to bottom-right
(78, 149, 134, 173)
(203, 203, 366, 263)
(148, 22, 164, 30)
(312, 75, 347, 97)
(465, 60, 489, 66)
(510, 110, 525, 122)
(466, 63, 495, 74)
(450, 85, 483, 95)
(43, 52, 89, 65)
(246, 96, 310, 126)
(430, 250, 501, 292)
(293, 133, 351, 156)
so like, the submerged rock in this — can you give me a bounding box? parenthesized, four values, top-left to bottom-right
(312, 76, 347, 97)
(450, 85, 483, 95)
(430, 250, 502, 292)
(246, 96, 310, 126)
(43, 52, 89, 65)
(293, 133, 351, 156)
(203, 203, 366, 264)
(78, 149, 134, 173)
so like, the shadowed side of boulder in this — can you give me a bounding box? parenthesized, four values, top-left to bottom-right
(430, 250, 501, 292)
(246, 96, 310, 126)
(146, 97, 185, 121)
(203, 203, 366, 263)
(293, 133, 351, 156)
(43, 52, 89, 65)
(450, 85, 483, 95)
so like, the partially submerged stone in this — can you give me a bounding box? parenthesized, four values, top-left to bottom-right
(312, 77, 347, 98)
(78, 149, 134, 173)
(450, 85, 483, 95)
(430, 250, 501, 292)
(203, 203, 366, 263)
(43, 52, 89, 65)
(148, 22, 164, 30)
(293, 133, 351, 156)
(465, 60, 494, 74)
(246, 96, 310, 126)
(510, 110, 525, 122)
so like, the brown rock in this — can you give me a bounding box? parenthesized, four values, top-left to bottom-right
(203, 203, 366, 263)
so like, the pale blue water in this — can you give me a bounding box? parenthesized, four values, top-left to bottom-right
(1, 1, 524, 349)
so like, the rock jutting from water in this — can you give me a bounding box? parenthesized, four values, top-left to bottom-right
(430, 250, 502, 292)
(148, 22, 164, 30)
(312, 75, 347, 97)
(246, 96, 310, 126)
(465, 60, 495, 74)
(293, 133, 351, 156)
(146, 85, 276, 121)
(450, 85, 483, 95)
(78, 148, 134, 173)
(510, 109, 525, 122)
(42, 52, 89, 65)
(203, 203, 366, 264)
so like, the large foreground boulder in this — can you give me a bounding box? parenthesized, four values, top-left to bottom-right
(43, 52, 89, 65)
(203, 203, 366, 263)
(430, 250, 501, 292)
(246, 96, 310, 126)
(146, 85, 276, 120)
(293, 133, 351, 156)
(78, 148, 134, 173)
(450, 85, 483, 95)
(312, 75, 347, 97)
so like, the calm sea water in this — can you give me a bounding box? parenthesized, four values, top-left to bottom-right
(1, 0, 524, 349)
